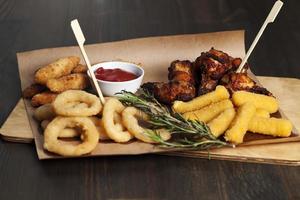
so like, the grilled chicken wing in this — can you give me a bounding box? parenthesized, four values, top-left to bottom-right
(220, 72, 273, 96)
(194, 48, 241, 95)
(142, 60, 196, 104)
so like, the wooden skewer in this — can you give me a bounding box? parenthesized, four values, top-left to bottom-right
(70, 19, 106, 104)
(237, 0, 283, 73)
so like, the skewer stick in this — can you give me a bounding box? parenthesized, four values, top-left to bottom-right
(237, 0, 283, 73)
(71, 19, 106, 104)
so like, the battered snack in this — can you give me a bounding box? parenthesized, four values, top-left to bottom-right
(53, 90, 102, 117)
(232, 91, 279, 113)
(35, 56, 80, 85)
(46, 73, 89, 93)
(183, 99, 233, 123)
(44, 116, 99, 156)
(173, 85, 230, 113)
(33, 104, 55, 121)
(208, 107, 236, 138)
(102, 98, 133, 142)
(31, 91, 57, 107)
(72, 64, 87, 73)
(248, 117, 292, 137)
(22, 84, 46, 98)
(89, 117, 110, 141)
(122, 107, 171, 143)
(225, 102, 256, 144)
(255, 109, 270, 118)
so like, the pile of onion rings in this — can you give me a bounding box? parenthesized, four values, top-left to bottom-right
(39, 90, 171, 157)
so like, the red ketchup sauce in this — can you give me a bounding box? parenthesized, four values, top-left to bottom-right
(95, 67, 138, 82)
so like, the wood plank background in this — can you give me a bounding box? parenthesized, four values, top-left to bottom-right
(0, 0, 300, 199)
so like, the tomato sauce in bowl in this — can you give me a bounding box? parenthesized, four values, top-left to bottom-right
(95, 67, 138, 82)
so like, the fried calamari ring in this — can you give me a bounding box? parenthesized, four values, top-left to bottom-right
(53, 90, 102, 117)
(122, 107, 171, 143)
(102, 98, 133, 142)
(44, 116, 99, 156)
(41, 119, 80, 138)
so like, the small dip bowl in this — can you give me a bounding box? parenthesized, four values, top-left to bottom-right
(88, 61, 144, 96)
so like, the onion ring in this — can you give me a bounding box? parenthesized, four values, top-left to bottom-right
(122, 107, 171, 143)
(102, 98, 133, 142)
(89, 117, 110, 140)
(52, 90, 102, 117)
(44, 116, 99, 156)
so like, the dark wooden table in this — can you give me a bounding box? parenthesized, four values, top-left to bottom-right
(0, 0, 299, 199)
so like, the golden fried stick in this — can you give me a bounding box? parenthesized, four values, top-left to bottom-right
(248, 117, 292, 137)
(31, 92, 57, 107)
(46, 73, 89, 93)
(183, 99, 233, 123)
(225, 102, 256, 144)
(72, 64, 87, 73)
(232, 91, 278, 113)
(208, 107, 236, 138)
(22, 84, 46, 99)
(34, 56, 80, 85)
(173, 85, 229, 113)
(255, 109, 270, 118)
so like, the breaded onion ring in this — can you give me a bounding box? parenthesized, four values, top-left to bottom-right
(33, 104, 56, 121)
(122, 107, 171, 143)
(102, 98, 133, 142)
(89, 117, 110, 140)
(53, 90, 102, 117)
(44, 116, 99, 156)
(41, 119, 80, 138)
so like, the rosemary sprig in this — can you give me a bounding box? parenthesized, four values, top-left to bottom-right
(117, 89, 231, 150)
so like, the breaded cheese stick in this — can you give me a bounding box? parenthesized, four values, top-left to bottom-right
(72, 64, 87, 73)
(183, 99, 233, 123)
(46, 73, 89, 93)
(173, 85, 230, 113)
(225, 102, 256, 144)
(255, 109, 270, 118)
(35, 56, 80, 85)
(248, 117, 292, 137)
(208, 107, 236, 138)
(232, 91, 278, 113)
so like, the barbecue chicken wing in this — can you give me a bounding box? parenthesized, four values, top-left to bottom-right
(220, 72, 273, 96)
(194, 48, 241, 95)
(141, 60, 196, 104)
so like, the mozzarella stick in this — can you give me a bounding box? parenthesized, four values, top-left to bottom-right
(46, 73, 89, 93)
(35, 56, 80, 85)
(173, 85, 230, 113)
(208, 107, 236, 138)
(248, 117, 292, 137)
(183, 99, 233, 123)
(232, 91, 279, 113)
(255, 109, 270, 118)
(225, 103, 256, 144)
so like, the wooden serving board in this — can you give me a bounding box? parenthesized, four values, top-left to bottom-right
(1, 76, 300, 165)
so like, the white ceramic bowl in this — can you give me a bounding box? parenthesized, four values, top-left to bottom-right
(88, 61, 144, 96)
